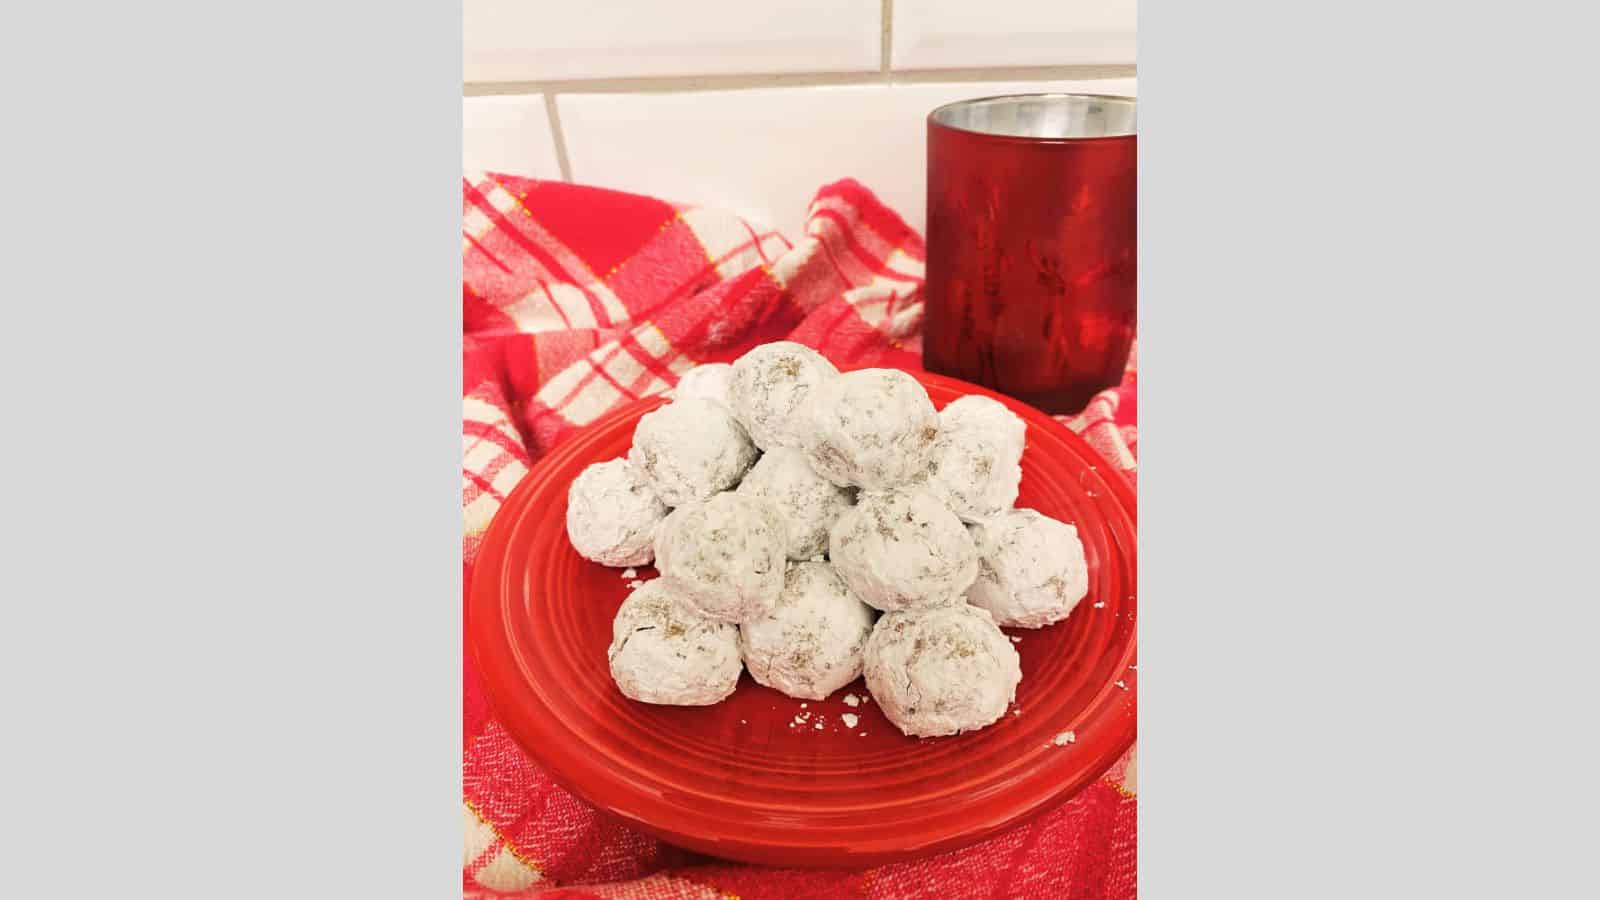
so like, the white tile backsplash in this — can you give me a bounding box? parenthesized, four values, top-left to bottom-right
(463, 94, 562, 179)
(462, 3, 1137, 227)
(464, 0, 881, 83)
(893, 1, 1137, 69)
(557, 79, 1135, 239)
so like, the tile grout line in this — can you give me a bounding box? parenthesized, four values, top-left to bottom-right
(542, 93, 574, 182)
(881, 0, 893, 76)
(466, 63, 1136, 97)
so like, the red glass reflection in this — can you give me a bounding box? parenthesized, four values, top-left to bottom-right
(924, 112, 1136, 414)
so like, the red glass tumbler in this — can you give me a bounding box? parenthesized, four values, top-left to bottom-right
(924, 94, 1137, 414)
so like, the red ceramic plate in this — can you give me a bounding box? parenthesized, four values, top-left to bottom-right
(468, 371, 1136, 868)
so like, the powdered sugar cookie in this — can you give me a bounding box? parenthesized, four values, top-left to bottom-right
(863, 604, 1021, 737)
(828, 488, 978, 612)
(673, 363, 734, 409)
(655, 492, 787, 623)
(629, 397, 758, 507)
(565, 458, 669, 567)
(728, 342, 838, 451)
(966, 509, 1089, 628)
(736, 447, 855, 560)
(803, 368, 939, 490)
(939, 394, 1026, 461)
(912, 429, 1022, 523)
(608, 580, 742, 706)
(741, 561, 876, 701)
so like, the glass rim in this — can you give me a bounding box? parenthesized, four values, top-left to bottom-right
(928, 92, 1137, 141)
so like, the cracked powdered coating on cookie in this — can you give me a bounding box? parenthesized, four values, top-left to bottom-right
(566, 458, 669, 567)
(740, 561, 877, 701)
(803, 368, 939, 490)
(728, 342, 838, 451)
(608, 580, 742, 706)
(654, 492, 787, 623)
(629, 397, 758, 506)
(737, 447, 856, 560)
(829, 487, 978, 612)
(966, 509, 1090, 629)
(863, 604, 1021, 738)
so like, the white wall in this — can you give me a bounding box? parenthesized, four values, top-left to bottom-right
(463, 0, 1136, 238)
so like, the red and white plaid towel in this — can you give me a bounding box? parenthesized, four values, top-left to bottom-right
(463, 173, 1138, 899)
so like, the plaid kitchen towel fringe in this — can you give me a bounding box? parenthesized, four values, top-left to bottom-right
(463, 173, 1137, 899)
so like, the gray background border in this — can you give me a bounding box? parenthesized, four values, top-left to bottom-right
(2, 0, 1595, 897)
(2, 1, 462, 896)
(1143, 0, 1595, 895)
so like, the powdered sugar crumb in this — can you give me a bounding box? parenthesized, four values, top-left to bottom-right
(621, 568, 637, 579)
(1053, 730, 1076, 746)
(1115, 680, 1128, 690)
(1009, 635, 1021, 643)
(814, 721, 824, 730)
(1093, 601, 1106, 609)
(628, 580, 644, 588)
(843, 694, 860, 707)
(841, 713, 859, 728)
